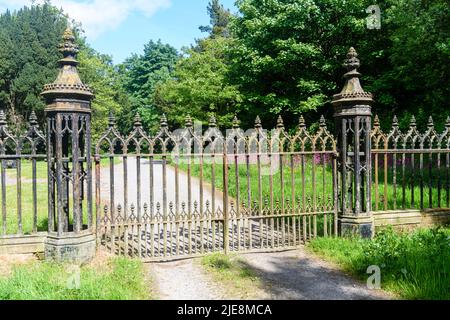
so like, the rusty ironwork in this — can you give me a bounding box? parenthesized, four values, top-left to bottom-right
(42, 27, 94, 236)
(332, 47, 374, 238)
(95, 112, 338, 260)
(371, 115, 450, 211)
(0, 111, 46, 236)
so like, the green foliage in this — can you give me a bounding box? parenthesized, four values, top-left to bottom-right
(154, 36, 242, 127)
(0, 3, 128, 136)
(308, 226, 450, 300)
(369, 0, 450, 131)
(0, 257, 151, 300)
(228, 0, 450, 129)
(119, 40, 179, 132)
(77, 46, 130, 140)
(0, 3, 67, 125)
(199, 0, 232, 38)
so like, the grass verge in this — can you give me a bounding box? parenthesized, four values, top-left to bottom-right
(307, 226, 450, 300)
(0, 256, 152, 300)
(200, 253, 265, 299)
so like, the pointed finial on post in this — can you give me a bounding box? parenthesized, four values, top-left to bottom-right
(134, 113, 142, 127)
(160, 114, 168, 128)
(185, 114, 193, 128)
(410, 115, 417, 128)
(29, 111, 38, 126)
(59, 27, 79, 58)
(209, 114, 217, 127)
(108, 111, 115, 127)
(373, 115, 380, 128)
(254, 116, 262, 129)
(446, 116, 450, 128)
(42, 26, 93, 102)
(0, 110, 6, 126)
(277, 115, 284, 129)
(319, 115, 326, 128)
(427, 116, 434, 128)
(332, 47, 373, 112)
(299, 115, 306, 128)
(232, 115, 240, 129)
(344, 47, 360, 72)
(392, 115, 399, 128)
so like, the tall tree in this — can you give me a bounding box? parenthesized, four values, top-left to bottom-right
(119, 40, 179, 131)
(0, 3, 68, 126)
(199, 0, 232, 38)
(154, 37, 242, 127)
(228, 0, 449, 129)
(77, 45, 131, 140)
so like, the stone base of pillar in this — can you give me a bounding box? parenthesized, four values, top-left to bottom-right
(45, 231, 96, 264)
(340, 215, 374, 238)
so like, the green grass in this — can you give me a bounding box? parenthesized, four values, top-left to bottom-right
(174, 155, 448, 212)
(0, 257, 152, 300)
(200, 253, 263, 299)
(307, 226, 450, 300)
(1, 158, 121, 235)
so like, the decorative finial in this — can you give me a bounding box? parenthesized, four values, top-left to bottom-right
(59, 27, 79, 58)
(29, 111, 38, 126)
(209, 114, 217, 127)
(373, 115, 380, 127)
(160, 114, 168, 127)
(446, 116, 450, 128)
(41, 26, 93, 101)
(108, 111, 115, 127)
(410, 115, 417, 128)
(277, 115, 284, 129)
(232, 116, 240, 129)
(134, 113, 142, 127)
(332, 47, 373, 109)
(185, 115, 193, 128)
(344, 47, 360, 72)
(254, 116, 262, 129)
(319, 115, 326, 127)
(427, 116, 434, 128)
(299, 115, 306, 128)
(392, 115, 399, 127)
(0, 110, 6, 126)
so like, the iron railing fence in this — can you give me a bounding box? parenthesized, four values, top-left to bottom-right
(1, 110, 449, 262)
(371, 115, 450, 212)
(0, 111, 46, 237)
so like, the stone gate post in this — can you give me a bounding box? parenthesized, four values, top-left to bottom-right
(332, 47, 374, 238)
(41, 28, 96, 263)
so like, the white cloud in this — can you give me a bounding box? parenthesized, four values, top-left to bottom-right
(0, 0, 172, 39)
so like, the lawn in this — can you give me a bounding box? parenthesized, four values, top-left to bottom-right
(2, 153, 448, 236)
(307, 226, 450, 300)
(1, 158, 119, 235)
(173, 153, 448, 212)
(0, 256, 152, 300)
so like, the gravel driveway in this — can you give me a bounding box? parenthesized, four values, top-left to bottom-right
(100, 158, 391, 300)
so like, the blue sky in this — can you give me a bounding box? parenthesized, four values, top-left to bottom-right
(0, 0, 237, 63)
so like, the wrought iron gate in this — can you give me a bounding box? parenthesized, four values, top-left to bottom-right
(94, 113, 338, 261)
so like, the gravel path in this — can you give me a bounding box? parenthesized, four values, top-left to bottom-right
(99, 158, 223, 211)
(100, 159, 391, 300)
(239, 249, 392, 300)
(149, 259, 228, 300)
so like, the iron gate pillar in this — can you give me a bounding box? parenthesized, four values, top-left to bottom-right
(41, 28, 96, 263)
(332, 48, 374, 238)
